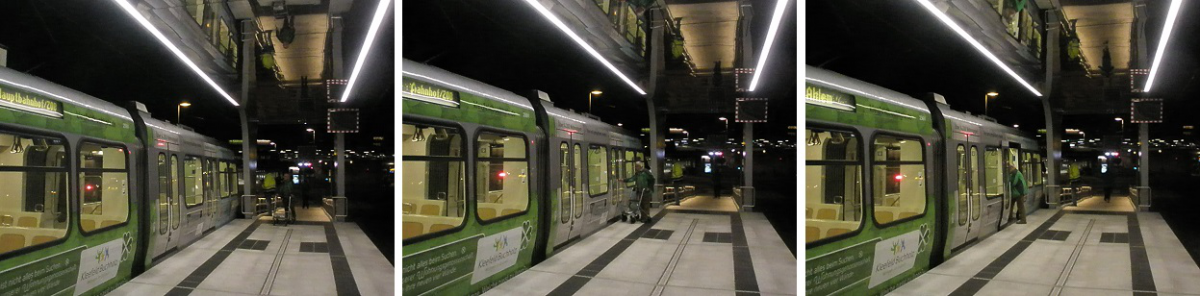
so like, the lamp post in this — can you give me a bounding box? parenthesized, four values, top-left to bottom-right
(719, 117, 728, 133)
(176, 102, 191, 125)
(984, 92, 998, 116)
(588, 90, 602, 114)
(1115, 117, 1124, 133)
(306, 128, 316, 143)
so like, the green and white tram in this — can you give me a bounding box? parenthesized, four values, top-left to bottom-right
(401, 59, 643, 295)
(0, 66, 243, 295)
(804, 65, 1045, 295)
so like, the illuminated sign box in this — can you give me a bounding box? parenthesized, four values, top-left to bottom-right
(735, 68, 754, 92)
(0, 84, 63, 118)
(402, 78, 459, 107)
(736, 98, 768, 123)
(1131, 98, 1163, 123)
(328, 108, 359, 134)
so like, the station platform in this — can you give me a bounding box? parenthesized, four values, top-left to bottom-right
(112, 217, 393, 295)
(484, 203, 797, 296)
(888, 204, 1200, 296)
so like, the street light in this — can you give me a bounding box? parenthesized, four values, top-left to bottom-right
(984, 92, 998, 116)
(588, 90, 602, 113)
(1115, 117, 1124, 133)
(177, 101, 191, 125)
(719, 117, 728, 132)
(306, 128, 316, 143)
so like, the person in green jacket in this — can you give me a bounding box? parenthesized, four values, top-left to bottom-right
(1007, 162, 1028, 224)
(625, 162, 655, 223)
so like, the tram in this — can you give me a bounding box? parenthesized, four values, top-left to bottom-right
(401, 59, 644, 295)
(0, 66, 242, 295)
(804, 65, 1046, 295)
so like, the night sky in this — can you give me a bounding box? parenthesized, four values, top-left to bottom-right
(808, 0, 1200, 139)
(401, 0, 797, 141)
(0, 1, 393, 152)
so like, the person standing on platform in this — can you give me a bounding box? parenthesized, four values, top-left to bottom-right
(1007, 162, 1028, 224)
(625, 162, 655, 223)
(1102, 166, 1116, 203)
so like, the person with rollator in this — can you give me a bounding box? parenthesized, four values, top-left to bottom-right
(623, 162, 656, 224)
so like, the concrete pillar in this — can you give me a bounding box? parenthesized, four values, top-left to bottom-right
(239, 19, 259, 217)
(1137, 123, 1151, 210)
(332, 16, 347, 199)
(647, 7, 666, 206)
(1042, 9, 1063, 206)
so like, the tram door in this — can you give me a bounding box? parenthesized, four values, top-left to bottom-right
(609, 148, 624, 222)
(154, 152, 182, 257)
(553, 141, 583, 246)
(951, 143, 983, 249)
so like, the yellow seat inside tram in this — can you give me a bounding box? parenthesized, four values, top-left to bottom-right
(816, 208, 838, 220)
(429, 224, 454, 233)
(501, 209, 521, 216)
(100, 220, 120, 228)
(16, 217, 37, 228)
(876, 211, 894, 224)
(0, 234, 24, 253)
(479, 208, 497, 220)
(806, 226, 820, 243)
(419, 204, 441, 216)
(81, 220, 96, 231)
(827, 228, 851, 237)
(31, 235, 56, 246)
(403, 221, 423, 239)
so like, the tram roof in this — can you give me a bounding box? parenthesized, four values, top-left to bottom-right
(804, 65, 930, 114)
(401, 59, 534, 111)
(0, 66, 133, 122)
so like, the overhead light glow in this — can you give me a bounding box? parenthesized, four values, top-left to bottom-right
(914, 0, 1042, 96)
(748, 0, 790, 92)
(520, 0, 646, 95)
(341, 0, 393, 102)
(1144, 0, 1183, 92)
(112, 0, 239, 106)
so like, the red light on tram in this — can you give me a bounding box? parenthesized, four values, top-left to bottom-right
(894, 174, 904, 181)
(498, 171, 508, 178)
(85, 184, 95, 191)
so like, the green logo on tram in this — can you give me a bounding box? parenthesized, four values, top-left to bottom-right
(805, 83, 856, 111)
(403, 79, 459, 105)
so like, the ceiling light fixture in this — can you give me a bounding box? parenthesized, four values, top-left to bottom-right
(112, 0, 239, 106)
(1144, 0, 1183, 92)
(748, 0, 790, 92)
(520, 0, 646, 95)
(914, 0, 1042, 96)
(341, 0, 393, 102)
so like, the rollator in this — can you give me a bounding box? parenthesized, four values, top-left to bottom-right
(622, 188, 648, 224)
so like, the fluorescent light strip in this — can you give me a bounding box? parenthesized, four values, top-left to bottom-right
(1144, 0, 1183, 92)
(403, 71, 533, 110)
(0, 77, 132, 121)
(113, 0, 238, 106)
(914, 0, 1042, 97)
(341, 0, 392, 102)
(805, 77, 929, 112)
(520, 0, 646, 95)
(748, 0, 790, 92)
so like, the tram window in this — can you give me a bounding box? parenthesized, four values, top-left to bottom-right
(970, 146, 981, 221)
(1033, 154, 1044, 185)
(574, 144, 584, 217)
(560, 143, 570, 223)
(158, 154, 169, 235)
(804, 128, 862, 244)
(984, 148, 1003, 199)
(171, 156, 179, 229)
(610, 148, 619, 205)
(218, 161, 229, 198)
(78, 142, 130, 232)
(0, 131, 68, 253)
(402, 123, 465, 241)
(1022, 152, 1034, 187)
(184, 156, 203, 207)
(475, 132, 530, 222)
(872, 134, 926, 226)
(588, 145, 609, 196)
(957, 145, 967, 226)
(624, 150, 635, 188)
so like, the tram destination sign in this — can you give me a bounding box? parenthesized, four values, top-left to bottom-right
(1131, 98, 1163, 123)
(0, 83, 63, 118)
(403, 78, 460, 107)
(806, 83, 855, 111)
(736, 98, 768, 123)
